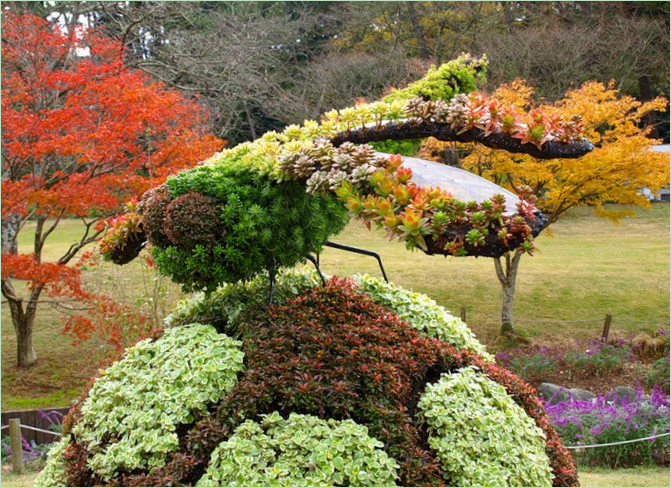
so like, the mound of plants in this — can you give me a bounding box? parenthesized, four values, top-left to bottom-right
(37, 272, 578, 487)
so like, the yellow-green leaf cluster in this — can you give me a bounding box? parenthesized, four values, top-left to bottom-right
(453, 79, 669, 225)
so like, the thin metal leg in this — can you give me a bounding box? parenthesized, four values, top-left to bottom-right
(324, 241, 389, 282)
(268, 268, 277, 304)
(305, 254, 327, 285)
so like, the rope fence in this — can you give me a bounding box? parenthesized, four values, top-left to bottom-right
(566, 431, 670, 450)
(18, 423, 63, 437)
(515, 318, 669, 325)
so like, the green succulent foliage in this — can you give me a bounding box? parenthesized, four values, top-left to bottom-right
(35, 435, 71, 487)
(352, 274, 493, 360)
(165, 267, 323, 335)
(366, 55, 487, 168)
(383, 54, 487, 103)
(196, 411, 399, 487)
(66, 325, 243, 482)
(152, 163, 347, 292)
(370, 139, 423, 157)
(418, 367, 553, 487)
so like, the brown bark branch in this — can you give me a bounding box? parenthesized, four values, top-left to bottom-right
(330, 120, 594, 160)
(59, 218, 106, 266)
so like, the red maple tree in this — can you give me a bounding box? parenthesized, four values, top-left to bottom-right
(1, 13, 224, 367)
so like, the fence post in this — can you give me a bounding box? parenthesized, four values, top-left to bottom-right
(601, 314, 612, 341)
(9, 418, 24, 474)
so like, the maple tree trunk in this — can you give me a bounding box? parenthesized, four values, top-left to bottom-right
(1, 211, 38, 366)
(16, 312, 38, 368)
(1, 214, 19, 254)
(1, 279, 41, 368)
(494, 250, 523, 338)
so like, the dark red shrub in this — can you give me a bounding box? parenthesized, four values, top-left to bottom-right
(137, 185, 172, 248)
(218, 277, 448, 486)
(163, 192, 225, 249)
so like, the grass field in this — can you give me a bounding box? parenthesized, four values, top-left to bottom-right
(1, 466, 669, 487)
(578, 466, 670, 487)
(319, 203, 670, 342)
(2, 204, 669, 411)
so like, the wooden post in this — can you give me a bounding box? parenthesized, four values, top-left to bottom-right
(9, 418, 24, 474)
(460, 306, 467, 323)
(601, 314, 612, 342)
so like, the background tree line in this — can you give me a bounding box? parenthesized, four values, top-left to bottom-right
(2, 1, 668, 365)
(7, 1, 669, 146)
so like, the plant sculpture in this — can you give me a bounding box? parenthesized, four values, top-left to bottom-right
(101, 54, 592, 293)
(41, 55, 596, 487)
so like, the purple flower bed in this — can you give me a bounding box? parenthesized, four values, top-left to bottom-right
(495, 345, 562, 381)
(563, 338, 639, 378)
(546, 386, 670, 468)
(646, 329, 670, 393)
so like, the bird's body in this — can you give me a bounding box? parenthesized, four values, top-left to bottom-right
(104, 55, 592, 292)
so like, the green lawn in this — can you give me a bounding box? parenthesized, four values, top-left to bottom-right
(579, 466, 670, 487)
(2, 204, 669, 410)
(1, 466, 668, 487)
(318, 203, 670, 343)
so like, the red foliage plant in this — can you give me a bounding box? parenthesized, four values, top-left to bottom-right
(1, 14, 222, 219)
(1, 12, 223, 365)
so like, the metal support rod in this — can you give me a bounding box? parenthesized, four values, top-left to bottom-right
(268, 268, 277, 304)
(305, 254, 327, 285)
(324, 241, 389, 282)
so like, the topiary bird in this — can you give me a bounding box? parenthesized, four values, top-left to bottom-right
(102, 55, 593, 295)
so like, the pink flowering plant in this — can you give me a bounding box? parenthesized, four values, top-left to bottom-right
(546, 386, 670, 468)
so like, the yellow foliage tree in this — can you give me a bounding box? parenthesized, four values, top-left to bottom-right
(421, 80, 669, 337)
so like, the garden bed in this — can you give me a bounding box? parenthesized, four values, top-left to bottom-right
(495, 333, 669, 396)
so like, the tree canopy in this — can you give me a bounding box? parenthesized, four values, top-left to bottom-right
(1, 12, 223, 367)
(458, 79, 669, 226)
(8, 1, 666, 144)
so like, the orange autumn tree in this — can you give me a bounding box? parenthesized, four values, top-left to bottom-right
(421, 79, 669, 338)
(1, 13, 223, 367)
